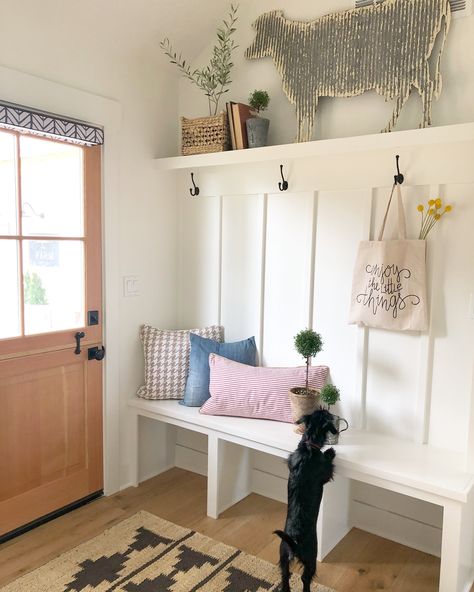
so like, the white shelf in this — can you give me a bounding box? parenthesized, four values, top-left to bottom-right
(155, 122, 474, 171)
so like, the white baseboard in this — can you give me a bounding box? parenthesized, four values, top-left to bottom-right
(351, 499, 442, 557)
(251, 468, 287, 503)
(119, 463, 175, 491)
(119, 481, 134, 491)
(175, 444, 208, 476)
(139, 464, 175, 483)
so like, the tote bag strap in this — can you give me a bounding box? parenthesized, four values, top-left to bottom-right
(378, 182, 407, 241)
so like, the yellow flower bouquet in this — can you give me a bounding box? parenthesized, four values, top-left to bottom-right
(417, 198, 453, 240)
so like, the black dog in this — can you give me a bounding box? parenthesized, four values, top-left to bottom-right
(274, 408, 337, 592)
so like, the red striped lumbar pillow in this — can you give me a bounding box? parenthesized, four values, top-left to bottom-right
(200, 354, 329, 423)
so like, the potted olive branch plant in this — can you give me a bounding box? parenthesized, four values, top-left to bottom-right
(320, 384, 349, 444)
(246, 90, 270, 148)
(289, 329, 323, 425)
(160, 5, 238, 155)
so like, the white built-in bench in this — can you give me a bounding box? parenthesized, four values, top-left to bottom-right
(128, 397, 474, 592)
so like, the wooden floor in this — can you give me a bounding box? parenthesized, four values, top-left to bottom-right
(0, 468, 453, 591)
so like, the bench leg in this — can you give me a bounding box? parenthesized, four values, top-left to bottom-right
(440, 499, 474, 592)
(317, 473, 351, 561)
(132, 416, 177, 487)
(129, 409, 139, 488)
(207, 435, 251, 519)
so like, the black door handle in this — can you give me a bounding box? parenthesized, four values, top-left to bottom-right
(74, 331, 85, 355)
(88, 346, 105, 361)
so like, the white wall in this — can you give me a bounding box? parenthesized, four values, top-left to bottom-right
(179, 0, 474, 144)
(174, 132, 474, 448)
(0, 4, 183, 489)
(172, 131, 474, 554)
(172, 0, 474, 555)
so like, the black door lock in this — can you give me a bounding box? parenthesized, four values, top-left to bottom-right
(88, 346, 106, 361)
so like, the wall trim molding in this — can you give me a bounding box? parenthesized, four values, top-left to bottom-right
(0, 65, 122, 495)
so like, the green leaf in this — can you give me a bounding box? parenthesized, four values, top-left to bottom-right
(294, 329, 323, 360)
(320, 384, 341, 407)
(160, 3, 239, 113)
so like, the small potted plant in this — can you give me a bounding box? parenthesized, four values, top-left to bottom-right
(320, 384, 349, 444)
(289, 329, 323, 424)
(246, 90, 270, 148)
(160, 4, 238, 155)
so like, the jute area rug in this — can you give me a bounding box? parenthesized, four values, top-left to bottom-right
(2, 511, 336, 592)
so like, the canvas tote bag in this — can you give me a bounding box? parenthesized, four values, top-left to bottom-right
(349, 183, 428, 331)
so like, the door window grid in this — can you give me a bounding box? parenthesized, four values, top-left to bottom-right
(0, 130, 86, 338)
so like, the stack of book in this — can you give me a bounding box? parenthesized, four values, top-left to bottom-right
(226, 102, 257, 150)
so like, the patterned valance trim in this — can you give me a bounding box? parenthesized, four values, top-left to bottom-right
(0, 101, 104, 146)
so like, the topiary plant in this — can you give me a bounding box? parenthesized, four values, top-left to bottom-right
(248, 90, 270, 113)
(160, 5, 238, 116)
(294, 328, 323, 394)
(320, 384, 340, 410)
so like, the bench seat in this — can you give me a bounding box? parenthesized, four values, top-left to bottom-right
(128, 397, 474, 592)
(129, 398, 474, 503)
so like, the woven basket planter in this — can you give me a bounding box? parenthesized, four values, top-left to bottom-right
(289, 387, 320, 433)
(181, 112, 230, 156)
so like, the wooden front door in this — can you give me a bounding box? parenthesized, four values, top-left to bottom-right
(0, 131, 103, 538)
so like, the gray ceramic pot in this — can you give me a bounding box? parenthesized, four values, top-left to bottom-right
(325, 415, 349, 445)
(246, 117, 270, 148)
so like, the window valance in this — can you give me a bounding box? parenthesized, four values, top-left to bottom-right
(0, 101, 104, 146)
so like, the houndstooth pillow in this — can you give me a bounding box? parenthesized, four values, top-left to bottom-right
(137, 325, 224, 400)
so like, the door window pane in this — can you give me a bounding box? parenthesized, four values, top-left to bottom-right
(0, 131, 17, 235)
(20, 137, 84, 237)
(23, 240, 84, 335)
(0, 240, 21, 338)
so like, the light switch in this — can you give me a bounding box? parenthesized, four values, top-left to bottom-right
(123, 275, 140, 297)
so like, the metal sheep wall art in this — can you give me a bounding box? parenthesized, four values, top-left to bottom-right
(245, 0, 451, 142)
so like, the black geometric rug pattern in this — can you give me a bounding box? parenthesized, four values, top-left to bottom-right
(2, 511, 335, 592)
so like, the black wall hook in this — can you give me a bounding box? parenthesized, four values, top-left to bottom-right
(394, 155, 404, 185)
(189, 172, 200, 196)
(278, 164, 289, 191)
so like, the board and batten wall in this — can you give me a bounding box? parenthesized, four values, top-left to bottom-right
(171, 132, 474, 556)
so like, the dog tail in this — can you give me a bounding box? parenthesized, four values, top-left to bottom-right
(273, 530, 297, 553)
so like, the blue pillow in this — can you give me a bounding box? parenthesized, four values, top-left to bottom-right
(181, 333, 257, 407)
